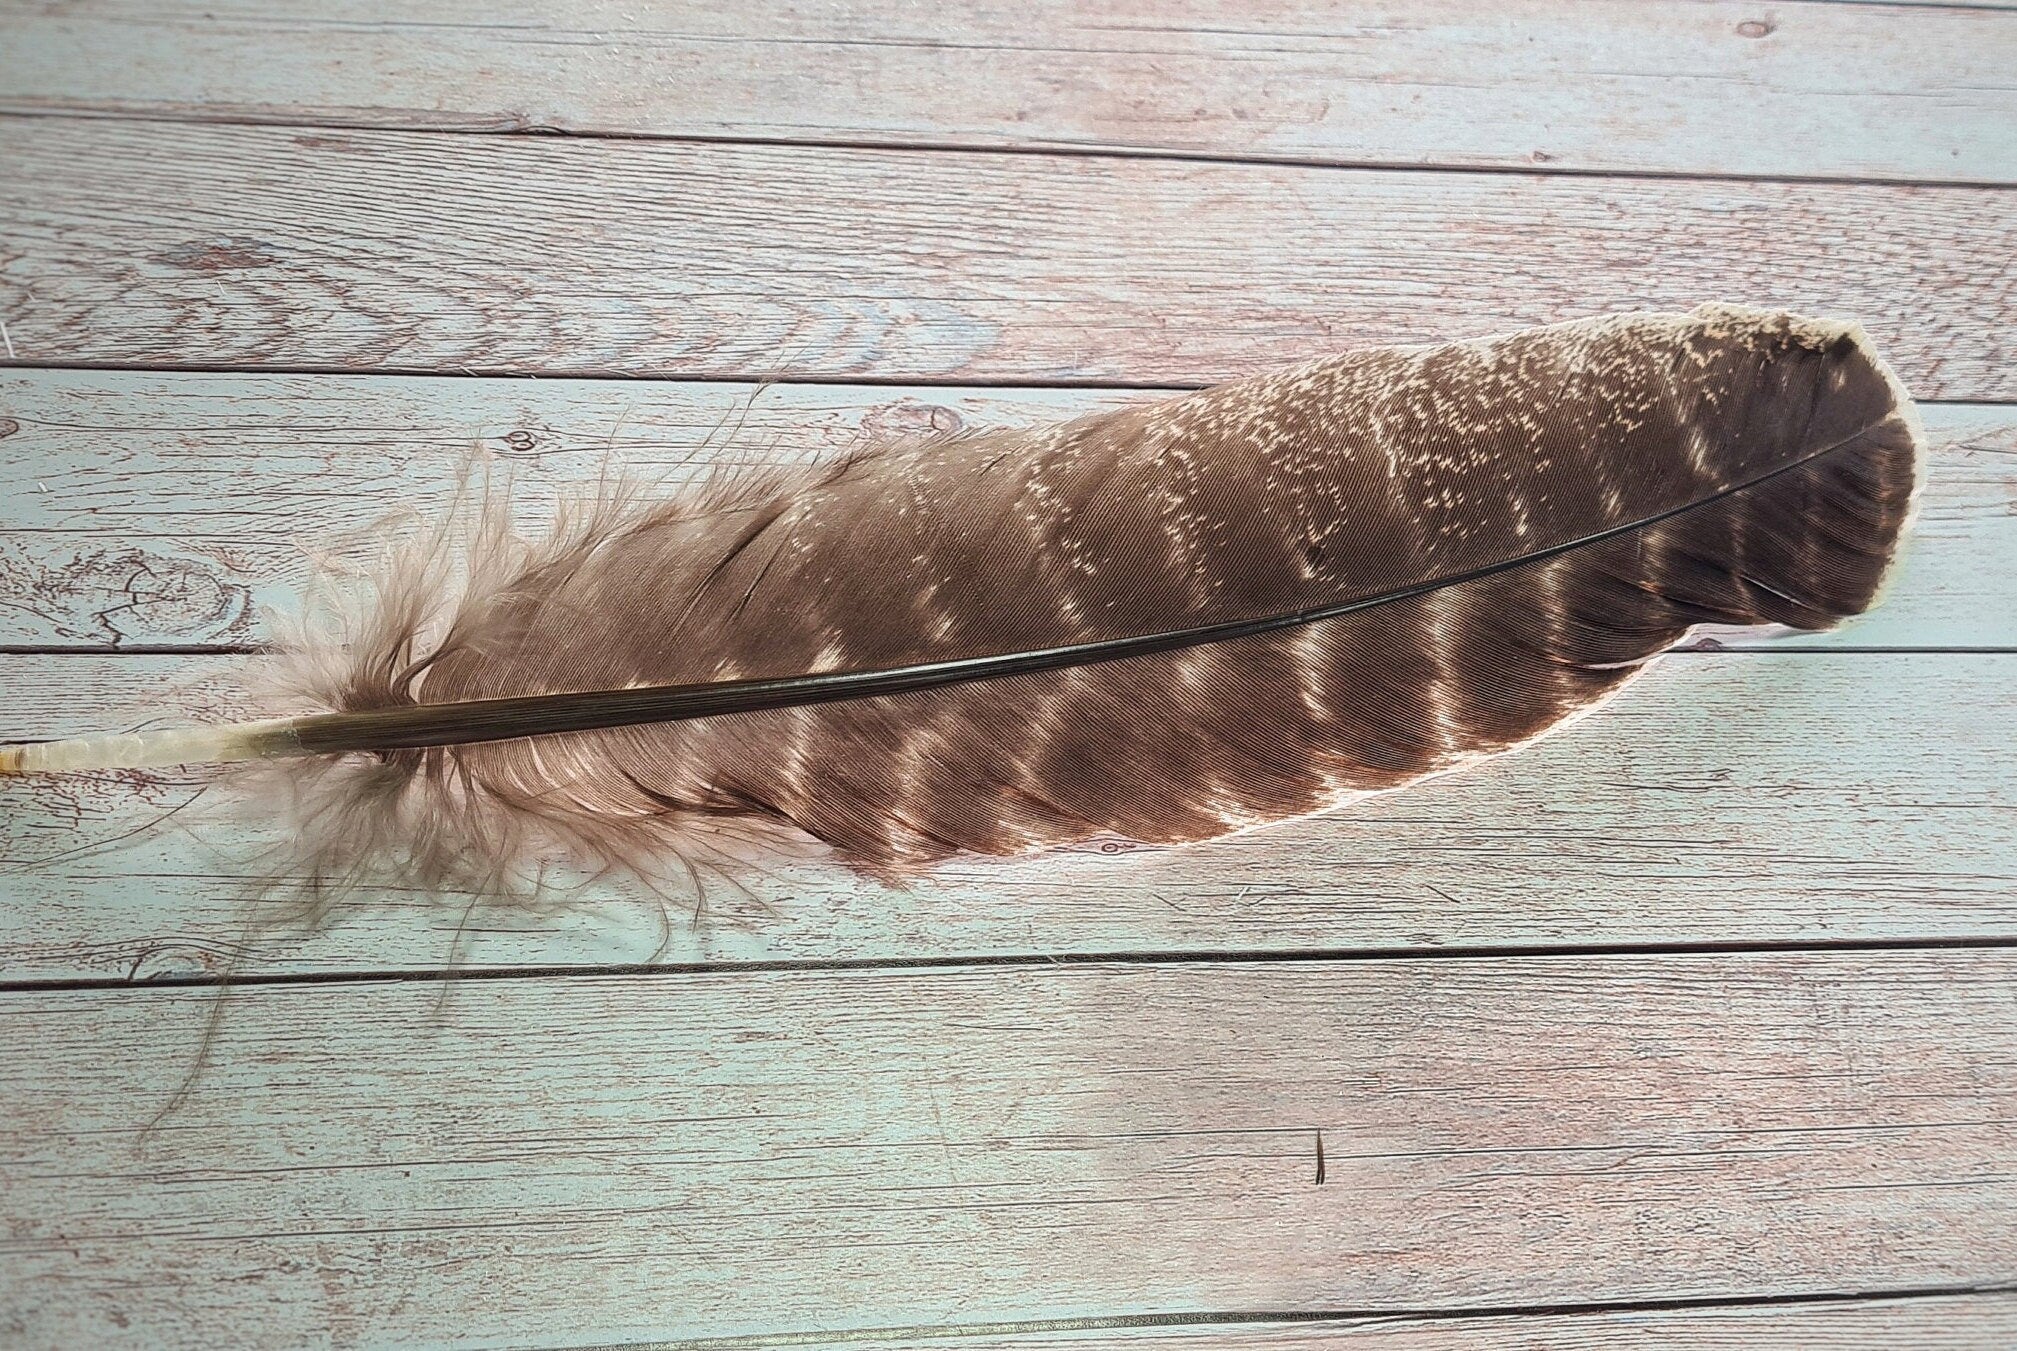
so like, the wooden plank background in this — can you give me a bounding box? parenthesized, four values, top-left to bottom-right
(1, 120, 2014, 393)
(3, 0, 2013, 182)
(5, 954, 2016, 1346)
(0, 1, 2013, 1347)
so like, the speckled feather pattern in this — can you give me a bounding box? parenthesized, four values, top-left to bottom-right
(279, 305, 1921, 887)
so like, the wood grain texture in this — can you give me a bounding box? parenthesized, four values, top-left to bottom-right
(4, 0, 2013, 183)
(3, 953, 2013, 1346)
(1, 119, 2011, 397)
(895, 1294, 2017, 1350)
(0, 372, 2008, 652)
(0, 5, 2008, 1347)
(2, 652, 2010, 981)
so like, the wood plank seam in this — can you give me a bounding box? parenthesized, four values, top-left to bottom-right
(553, 1284, 2017, 1351)
(9, 933, 2017, 998)
(4, 106, 2016, 195)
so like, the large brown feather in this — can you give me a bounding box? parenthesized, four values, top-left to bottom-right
(2, 304, 1919, 897)
(234, 303, 1915, 888)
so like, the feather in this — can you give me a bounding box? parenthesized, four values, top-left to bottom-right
(0, 304, 1922, 897)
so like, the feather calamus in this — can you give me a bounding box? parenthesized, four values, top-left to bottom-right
(1, 305, 1923, 890)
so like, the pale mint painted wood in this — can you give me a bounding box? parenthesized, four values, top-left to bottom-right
(909, 1294, 2017, 1348)
(0, 119, 2012, 397)
(1, 8, 2011, 1344)
(0, 371, 2008, 651)
(2, 953, 2012, 1345)
(2, 652, 2010, 981)
(3, 0, 2012, 183)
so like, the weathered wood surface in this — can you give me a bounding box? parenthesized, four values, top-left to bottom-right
(0, 372, 2010, 652)
(2, 651, 2010, 981)
(2, 6, 2012, 1345)
(2, 119, 2013, 397)
(2, 953, 2012, 1346)
(909, 1294, 2017, 1350)
(5, 0, 2014, 184)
